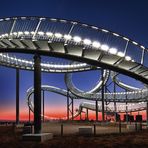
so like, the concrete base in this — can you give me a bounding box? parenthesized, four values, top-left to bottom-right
(22, 133, 53, 142)
(23, 126, 33, 134)
(79, 126, 93, 135)
(15, 124, 24, 128)
(126, 124, 135, 131)
(126, 123, 142, 131)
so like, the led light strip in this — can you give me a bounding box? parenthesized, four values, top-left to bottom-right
(27, 85, 148, 115)
(0, 17, 146, 52)
(0, 53, 89, 69)
(0, 31, 134, 62)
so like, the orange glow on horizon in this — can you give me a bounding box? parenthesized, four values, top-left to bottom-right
(0, 110, 147, 121)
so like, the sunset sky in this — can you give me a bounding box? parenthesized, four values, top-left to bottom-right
(0, 0, 148, 121)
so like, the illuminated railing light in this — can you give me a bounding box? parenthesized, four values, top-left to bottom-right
(4, 33, 8, 37)
(50, 18, 57, 21)
(38, 31, 44, 35)
(91, 26, 98, 30)
(73, 36, 82, 42)
(46, 32, 53, 36)
(18, 32, 23, 35)
(132, 41, 138, 45)
(18, 59, 21, 62)
(82, 24, 88, 27)
(123, 37, 129, 41)
(92, 41, 101, 48)
(5, 18, 10, 21)
(21, 17, 26, 19)
(131, 59, 135, 62)
(31, 31, 35, 35)
(109, 48, 117, 54)
(113, 33, 120, 37)
(28, 61, 32, 64)
(60, 19, 67, 23)
(117, 51, 124, 57)
(140, 45, 145, 49)
(54, 33, 62, 38)
(13, 32, 17, 36)
(10, 57, 14, 60)
(24, 60, 29, 64)
(71, 21, 77, 25)
(102, 29, 109, 33)
(24, 31, 30, 35)
(83, 39, 91, 45)
(125, 56, 131, 61)
(64, 34, 72, 40)
(100, 44, 109, 51)
(40, 17, 46, 20)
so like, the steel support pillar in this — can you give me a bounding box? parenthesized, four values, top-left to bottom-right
(42, 90, 45, 122)
(105, 101, 107, 121)
(67, 90, 74, 120)
(101, 69, 105, 122)
(105, 85, 108, 121)
(125, 89, 128, 123)
(67, 94, 69, 120)
(146, 102, 148, 126)
(86, 108, 89, 120)
(34, 53, 41, 134)
(126, 102, 128, 123)
(95, 100, 98, 121)
(16, 68, 19, 125)
(113, 82, 117, 122)
(72, 99, 74, 120)
(80, 111, 82, 120)
(29, 108, 31, 122)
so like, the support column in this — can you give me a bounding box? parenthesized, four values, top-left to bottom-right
(105, 101, 107, 121)
(96, 100, 98, 121)
(105, 85, 108, 121)
(67, 95, 69, 120)
(80, 108, 82, 120)
(126, 102, 128, 123)
(86, 108, 89, 120)
(67, 90, 74, 120)
(114, 82, 117, 122)
(71, 98, 74, 120)
(34, 53, 41, 134)
(125, 90, 128, 123)
(146, 102, 148, 126)
(29, 108, 31, 122)
(23, 54, 53, 141)
(80, 112, 81, 120)
(43, 90, 45, 122)
(16, 68, 19, 125)
(101, 69, 105, 122)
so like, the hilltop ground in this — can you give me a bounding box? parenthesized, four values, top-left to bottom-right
(0, 124, 148, 148)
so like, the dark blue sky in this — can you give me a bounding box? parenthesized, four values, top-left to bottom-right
(0, 0, 147, 120)
(0, 0, 148, 45)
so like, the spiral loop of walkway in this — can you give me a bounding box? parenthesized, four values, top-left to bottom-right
(65, 72, 148, 102)
(27, 85, 147, 116)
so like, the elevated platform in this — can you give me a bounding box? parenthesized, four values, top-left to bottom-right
(78, 126, 93, 135)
